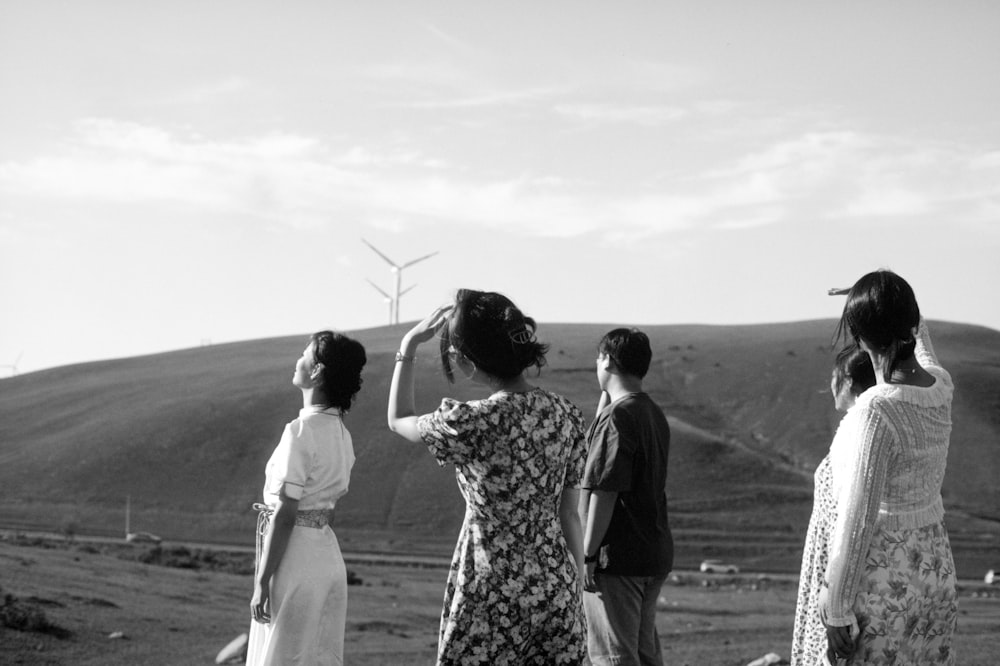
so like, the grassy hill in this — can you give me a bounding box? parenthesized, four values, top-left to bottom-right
(1, 320, 998, 574)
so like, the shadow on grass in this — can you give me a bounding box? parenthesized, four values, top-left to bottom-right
(1, 589, 72, 639)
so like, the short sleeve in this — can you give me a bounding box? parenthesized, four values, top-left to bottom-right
(582, 408, 635, 492)
(267, 421, 314, 500)
(562, 405, 589, 489)
(417, 398, 483, 467)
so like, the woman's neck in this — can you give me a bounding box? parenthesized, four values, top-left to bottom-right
(483, 373, 533, 393)
(302, 388, 332, 409)
(870, 353, 933, 387)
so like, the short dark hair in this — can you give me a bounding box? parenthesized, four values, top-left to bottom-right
(439, 289, 548, 382)
(833, 345, 876, 399)
(311, 331, 367, 411)
(834, 269, 920, 382)
(598, 327, 652, 379)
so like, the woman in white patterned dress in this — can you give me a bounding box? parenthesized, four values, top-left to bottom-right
(247, 331, 367, 666)
(791, 347, 874, 664)
(808, 270, 958, 665)
(387, 289, 587, 666)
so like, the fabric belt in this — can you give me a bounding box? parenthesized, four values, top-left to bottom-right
(252, 503, 334, 575)
(877, 494, 944, 531)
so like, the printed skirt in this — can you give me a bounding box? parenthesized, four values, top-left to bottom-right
(847, 520, 958, 665)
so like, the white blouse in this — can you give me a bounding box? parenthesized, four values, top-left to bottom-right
(261, 405, 355, 511)
(824, 320, 953, 625)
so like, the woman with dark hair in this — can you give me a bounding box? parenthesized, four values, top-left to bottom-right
(832, 346, 877, 413)
(248, 331, 367, 666)
(388, 289, 587, 665)
(792, 346, 875, 664)
(794, 270, 958, 665)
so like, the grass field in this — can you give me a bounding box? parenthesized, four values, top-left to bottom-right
(2, 320, 998, 553)
(2, 537, 998, 666)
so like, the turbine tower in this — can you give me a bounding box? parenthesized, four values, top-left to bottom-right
(363, 239, 438, 325)
(366, 278, 392, 322)
(1, 352, 22, 377)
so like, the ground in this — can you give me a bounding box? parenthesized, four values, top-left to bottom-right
(1, 538, 998, 665)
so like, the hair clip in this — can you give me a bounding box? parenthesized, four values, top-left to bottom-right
(509, 328, 534, 345)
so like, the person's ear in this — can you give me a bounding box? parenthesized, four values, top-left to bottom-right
(310, 363, 325, 385)
(598, 355, 614, 373)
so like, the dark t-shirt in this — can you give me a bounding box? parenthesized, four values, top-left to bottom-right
(582, 392, 673, 576)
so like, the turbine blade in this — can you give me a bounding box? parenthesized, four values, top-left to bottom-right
(401, 251, 439, 269)
(366, 278, 392, 299)
(399, 284, 417, 297)
(362, 239, 399, 268)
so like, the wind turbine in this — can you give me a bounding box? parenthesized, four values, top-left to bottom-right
(1, 352, 22, 377)
(366, 279, 394, 324)
(366, 279, 418, 325)
(363, 239, 438, 325)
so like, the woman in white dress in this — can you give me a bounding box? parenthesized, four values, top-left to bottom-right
(247, 331, 367, 666)
(791, 347, 874, 665)
(818, 271, 958, 665)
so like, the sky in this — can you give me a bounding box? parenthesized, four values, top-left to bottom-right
(1, 1, 998, 374)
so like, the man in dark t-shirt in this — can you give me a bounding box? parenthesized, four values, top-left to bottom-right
(581, 327, 673, 666)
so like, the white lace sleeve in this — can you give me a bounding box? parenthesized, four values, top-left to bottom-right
(823, 398, 898, 626)
(913, 318, 939, 369)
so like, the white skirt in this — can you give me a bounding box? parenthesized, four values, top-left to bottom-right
(247, 524, 348, 666)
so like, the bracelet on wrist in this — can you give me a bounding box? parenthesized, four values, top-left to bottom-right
(584, 553, 599, 564)
(395, 351, 415, 363)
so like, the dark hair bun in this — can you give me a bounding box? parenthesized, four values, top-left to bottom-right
(834, 269, 920, 382)
(441, 290, 548, 382)
(311, 331, 367, 410)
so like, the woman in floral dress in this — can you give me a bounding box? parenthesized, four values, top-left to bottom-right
(387, 289, 587, 665)
(798, 271, 958, 665)
(791, 347, 874, 664)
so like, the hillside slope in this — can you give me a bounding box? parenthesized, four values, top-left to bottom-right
(1, 320, 997, 570)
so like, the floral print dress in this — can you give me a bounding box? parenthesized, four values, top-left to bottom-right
(791, 454, 837, 665)
(792, 416, 958, 666)
(418, 387, 588, 666)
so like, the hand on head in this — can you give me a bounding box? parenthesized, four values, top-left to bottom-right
(405, 304, 454, 346)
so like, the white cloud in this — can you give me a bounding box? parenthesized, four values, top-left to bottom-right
(151, 77, 254, 107)
(0, 119, 670, 237)
(339, 146, 449, 169)
(553, 103, 686, 126)
(359, 61, 470, 89)
(395, 85, 569, 110)
(420, 22, 480, 55)
(969, 151, 1000, 170)
(616, 57, 707, 93)
(3, 119, 997, 244)
(701, 131, 1000, 229)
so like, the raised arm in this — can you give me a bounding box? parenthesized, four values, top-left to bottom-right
(913, 317, 940, 370)
(387, 305, 453, 443)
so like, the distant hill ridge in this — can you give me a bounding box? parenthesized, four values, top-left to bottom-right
(1, 320, 997, 571)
